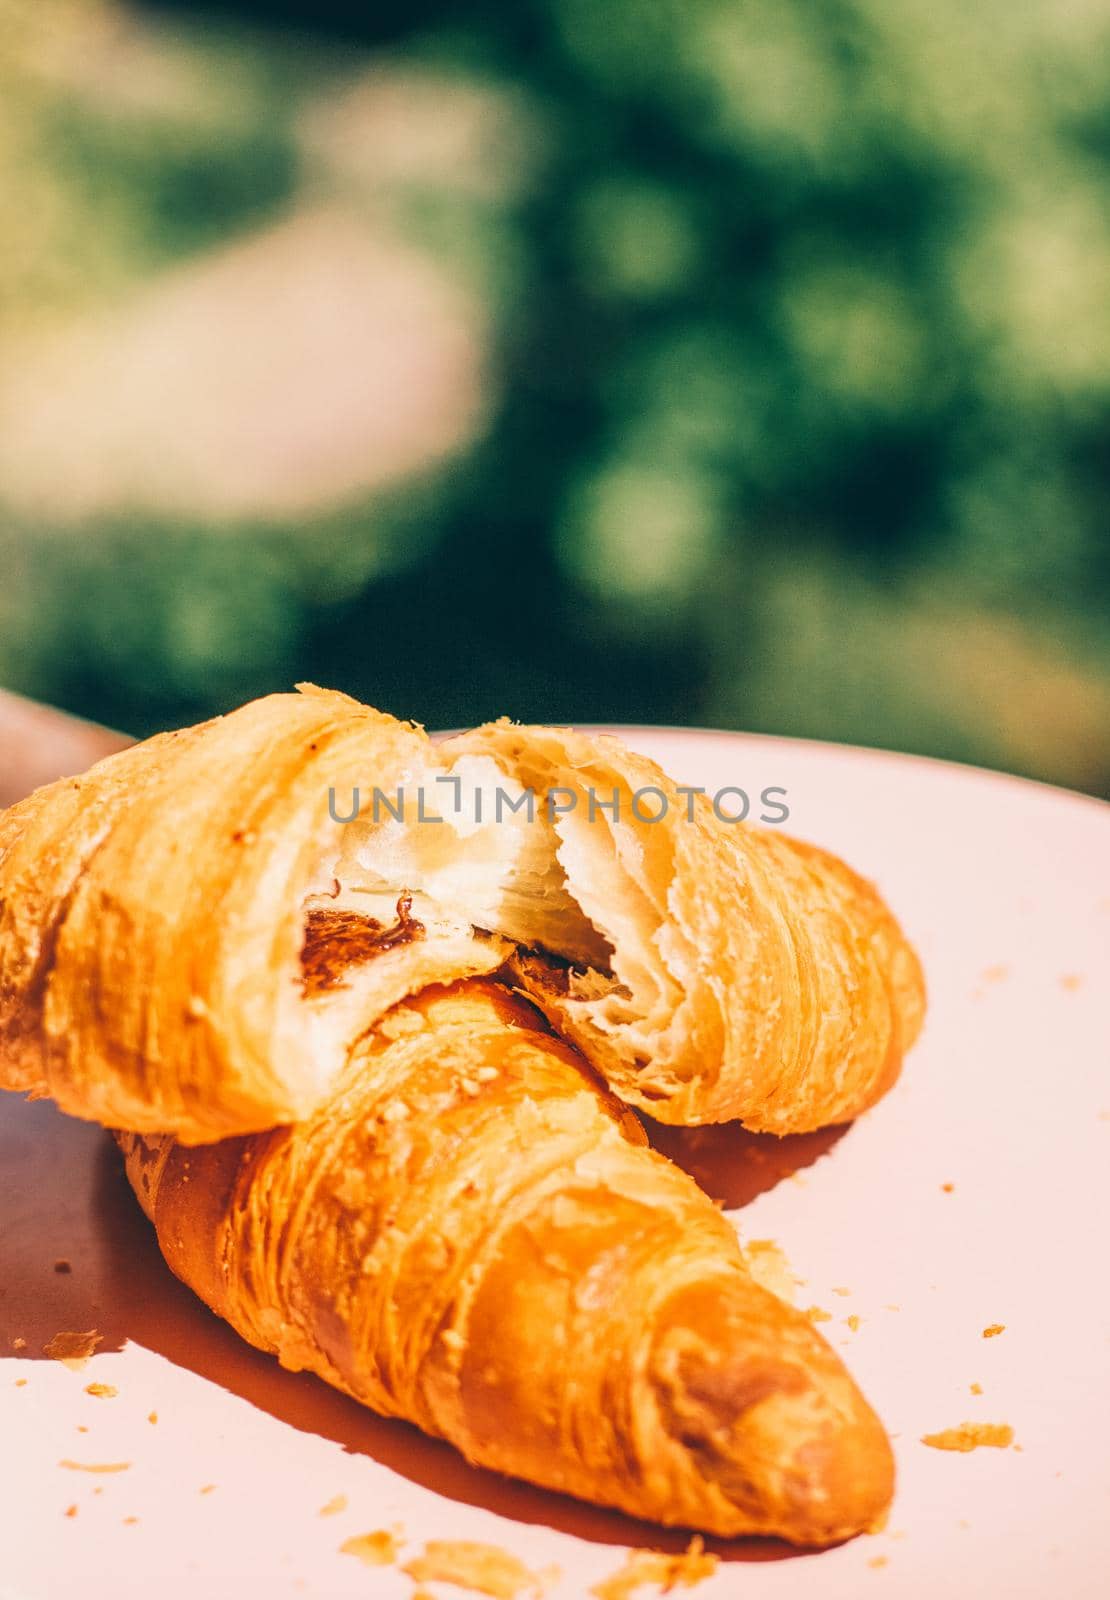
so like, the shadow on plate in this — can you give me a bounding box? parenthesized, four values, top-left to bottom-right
(644, 1117, 848, 1209)
(0, 1092, 846, 1567)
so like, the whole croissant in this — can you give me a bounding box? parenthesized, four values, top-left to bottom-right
(0, 687, 923, 1140)
(119, 979, 893, 1544)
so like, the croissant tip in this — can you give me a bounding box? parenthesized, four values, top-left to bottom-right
(778, 1407, 896, 1545)
(650, 1282, 894, 1544)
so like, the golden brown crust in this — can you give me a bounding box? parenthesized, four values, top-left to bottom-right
(118, 980, 894, 1544)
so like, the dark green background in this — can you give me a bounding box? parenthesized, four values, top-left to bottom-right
(2, 0, 1107, 791)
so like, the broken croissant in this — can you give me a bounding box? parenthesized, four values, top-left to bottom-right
(119, 979, 894, 1544)
(0, 686, 923, 1140)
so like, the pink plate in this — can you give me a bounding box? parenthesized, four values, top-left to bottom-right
(2, 728, 1108, 1599)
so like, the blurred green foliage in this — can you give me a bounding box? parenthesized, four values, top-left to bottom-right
(0, 0, 1107, 789)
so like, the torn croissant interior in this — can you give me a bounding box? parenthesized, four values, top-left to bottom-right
(301, 706, 925, 1135)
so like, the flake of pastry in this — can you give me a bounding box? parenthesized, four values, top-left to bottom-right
(84, 1383, 117, 1399)
(921, 1423, 1014, 1452)
(401, 1542, 556, 1593)
(590, 1537, 717, 1599)
(340, 1530, 398, 1567)
(982, 1323, 1005, 1338)
(402, 1540, 547, 1598)
(44, 1330, 102, 1370)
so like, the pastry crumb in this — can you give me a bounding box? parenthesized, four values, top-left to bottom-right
(804, 1305, 832, 1324)
(941, 1182, 954, 1193)
(58, 1459, 131, 1473)
(123, 1516, 139, 1526)
(982, 1323, 1005, 1339)
(403, 1539, 551, 1597)
(831, 1286, 851, 1297)
(85, 1382, 117, 1399)
(319, 1494, 348, 1517)
(341, 1530, 398, 1567)
(64, 1505, 78, 1519)
(199, 1484, 216, 1495)
(591, 1537, 717, 1600)
(147, 1411, 158, 1424)
(846, 1314, 861, 1332)
(980, 965, 1009, 984)
(970, 1382, 983, 1395)
(44, 1329, 102, 1370)
(921, 1422, 1014, 1452)
(1059, 974, 1083, 992)
(12, 1336, 27, 1349)
(869, 1556, 888, 1569)
(15, 1378, 27, 1388)
(54, 1259, 72, 1273)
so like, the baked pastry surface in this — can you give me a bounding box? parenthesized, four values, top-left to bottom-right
(0, 688, 923, 1139)
(119, 980, 894, 1544)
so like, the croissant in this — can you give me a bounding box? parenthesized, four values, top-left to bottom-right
(118, 978, 894, 1544)
(430, 719, 926, 1129)
(0, 687, 923, 1139)
(0, 689, 510, 1141)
